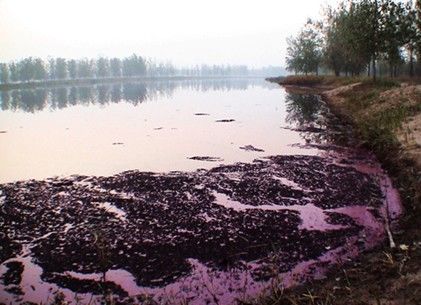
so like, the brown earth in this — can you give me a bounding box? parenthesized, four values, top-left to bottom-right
(324, 82, 421, 168)
(254, 76, 421, 305)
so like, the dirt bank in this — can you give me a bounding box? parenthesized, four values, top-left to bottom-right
(255, 76, 421, 305)
(324, 82, 421, 168)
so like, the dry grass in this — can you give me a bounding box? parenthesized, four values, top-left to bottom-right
(268, 75, 368, 88)
(246, 244, 421, 305)
(259, 76, 421, 305)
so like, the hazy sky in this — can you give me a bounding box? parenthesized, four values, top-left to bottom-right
(0, 0, 339, 67)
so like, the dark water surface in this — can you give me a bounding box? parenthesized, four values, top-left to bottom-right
(0, 79, 401, 304)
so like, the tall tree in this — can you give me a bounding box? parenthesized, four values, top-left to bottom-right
(286, 20, 323, 75)
(19, 57, 36, 82)
(0, 64, 9, 84)
(68, 59, 78, 79)
(48, 59, 56, 80)
(415, 0, 421, 74)
(96, 57, 110, 78)
(110, 58, 122, 77)
(33, 58, 47, 81)
(55, 58, 67, 79)
(323, 7, 345, 76)
(77, 59, 94, 78)
(122, 54, 147, 77)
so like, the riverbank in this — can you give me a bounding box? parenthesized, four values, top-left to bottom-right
(254, 76, 421, 305)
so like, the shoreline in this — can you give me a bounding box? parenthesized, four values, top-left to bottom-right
(257, 76, 421, 305)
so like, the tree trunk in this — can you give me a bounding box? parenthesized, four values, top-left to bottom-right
(409, 47, 414, 77)
(373, 58, 377, 81)
(373, 0, 378, 81)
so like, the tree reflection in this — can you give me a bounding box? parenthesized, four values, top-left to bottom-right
(284, 93, 349, 145)
(78, 86, 95, 104)
(68, 87, 78, 106)
(97, 85, 111, 105)
(5, 88, 48, 113)
(0, 91, 10, 111)
(0, 79, 269, 113)
(111, 84, 122, 103)
(284, 93, 329, 144)
(50, 88, 68, 110)
(285, 93, 325, 127)
(122, 82, 147, 105)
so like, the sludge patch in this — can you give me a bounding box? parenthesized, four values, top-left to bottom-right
(0, 155, 397, 305)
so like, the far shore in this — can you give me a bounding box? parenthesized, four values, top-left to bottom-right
(0, 75, 264, 91)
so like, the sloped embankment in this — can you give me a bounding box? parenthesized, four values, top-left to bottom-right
(257, 78, 421, 305)
(324, 82, 421, 168)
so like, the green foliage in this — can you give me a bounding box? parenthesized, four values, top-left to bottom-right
(122, 54, 147, 77)
(323, 0, 376, 76)
(290, 0, 421, 78)
(96, 57, 110, 78)
(55, 58, 67, 79)
(110, 58, 122, 77)
(417, 0, 421, 53)
(8, 63, 19, 82)
(33, 58, 47, 80)
(361, 78, 400, 88)
(286, 20, 323, 75)
(0, 64, 9, 84)
(0, 55, 258, 85)
(67, 59, 77, 79)
(77, 59, 95, 78)
(358, 106, 407, 154)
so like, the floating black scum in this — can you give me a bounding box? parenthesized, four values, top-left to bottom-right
(0, 80, 401, 304)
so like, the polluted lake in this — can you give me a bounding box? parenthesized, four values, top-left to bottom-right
(0, 79, 401, 304)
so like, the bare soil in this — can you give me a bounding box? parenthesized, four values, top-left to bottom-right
(256, 77, 421, 305)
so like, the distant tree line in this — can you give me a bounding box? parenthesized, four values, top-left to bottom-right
(0, 55, 148, 84)
(286, 0, 421, 79)
(0, 55, 280, 84)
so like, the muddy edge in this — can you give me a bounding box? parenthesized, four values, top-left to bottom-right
(260, 80, 421, 305)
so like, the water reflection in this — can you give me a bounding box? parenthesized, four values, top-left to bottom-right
(284, 93, 351, 145)
(0, 79, 270, 113)
(285, 94, 326, 128)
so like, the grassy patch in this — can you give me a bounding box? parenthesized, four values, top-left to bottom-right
(272, 75, 406, 89)
(361, 78, 400, 89)
(339, 82, 419, 158)
(359, 103, 421, 161)
(343, 90, 381, 111)
(274, 75, 368, 87)
(244, 246, 421, 305)
(254, 79, 421, 305)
